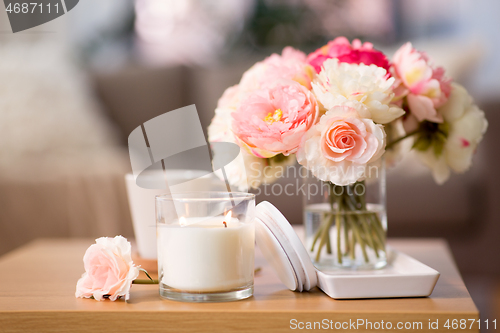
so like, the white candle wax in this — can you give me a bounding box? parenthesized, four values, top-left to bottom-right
(158, 216, 255, 292)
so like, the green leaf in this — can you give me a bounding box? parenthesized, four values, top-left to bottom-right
(269, 153, 287, 164)
(139, 268, 153, 281)
(432, 130, 448, 157)
(132, 279, 159, 284)
(433, 140, 445, 157)
(435, 131, 447, 143)
(412, 136, 432, 151)
(438, 122, 450, 137)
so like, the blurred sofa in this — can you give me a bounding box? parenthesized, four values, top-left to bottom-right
(0, 41, 134, 256)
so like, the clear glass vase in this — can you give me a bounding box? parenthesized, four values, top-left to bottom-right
(303, 160, 387, 270)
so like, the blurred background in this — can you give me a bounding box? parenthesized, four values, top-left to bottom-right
(0, 0, 498, 324)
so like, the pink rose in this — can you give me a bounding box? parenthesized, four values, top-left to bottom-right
(232, 79, 318, 158)
(75, 236, 139, 301)
(391, 43, 452, 123)
(320, 108, 382, 164)
(240, 47, 315, 91)
(306, 37, 390, 74)
(297, 102, 385, 185)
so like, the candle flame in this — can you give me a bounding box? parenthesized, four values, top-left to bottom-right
(179, 216, 187, 227)
(223, 211, 231, 228)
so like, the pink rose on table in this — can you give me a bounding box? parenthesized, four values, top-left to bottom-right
(75, 236, 140, 301)
(391, 43, 452, 123)
(232, 79, 318, 158)
(297, 103, 385, 185)
(306, 37, 390, 74)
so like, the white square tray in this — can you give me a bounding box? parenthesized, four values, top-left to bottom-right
(317, 247, 440, 299)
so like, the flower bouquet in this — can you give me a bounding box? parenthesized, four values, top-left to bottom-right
(208, 37, 488, 269)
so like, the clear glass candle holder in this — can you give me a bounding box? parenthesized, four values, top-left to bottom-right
(156, 191, 255, 302)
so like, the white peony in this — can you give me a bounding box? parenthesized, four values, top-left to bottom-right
(296, 102, 386, 186)
(417, 83, 488, 184)
(312, 59, 404, 124)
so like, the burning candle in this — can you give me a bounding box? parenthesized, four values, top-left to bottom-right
(156, 192, 255, 302)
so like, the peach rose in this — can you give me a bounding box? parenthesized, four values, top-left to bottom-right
(297, 102, 385, 185)
(231, 79, 318, 158)
(75, 236, 139, 301)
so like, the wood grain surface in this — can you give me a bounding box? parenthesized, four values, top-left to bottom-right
(0, 236, 479, 332)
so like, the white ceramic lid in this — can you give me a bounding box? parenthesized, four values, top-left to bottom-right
(255, 201, 317, 291)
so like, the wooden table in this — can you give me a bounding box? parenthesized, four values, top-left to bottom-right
(0, 238, 479, 332)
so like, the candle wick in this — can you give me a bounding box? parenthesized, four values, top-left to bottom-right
(223, 221, 227, 228)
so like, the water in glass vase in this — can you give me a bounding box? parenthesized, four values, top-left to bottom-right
(304, 201, 386, 270)
(302, 161, 387, 270)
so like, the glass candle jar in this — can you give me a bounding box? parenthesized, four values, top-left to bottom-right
(156, 192, 255, 302)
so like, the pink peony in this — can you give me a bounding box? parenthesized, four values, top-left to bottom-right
(231, 79, 318, 158)
(306, 37, 390, 74)
(297, 102, 385, 185)
(217, 84, 241, 109)
(75, 236, 139, 301)
(240, 47, 315, 91)
(391, 43, 452, 123)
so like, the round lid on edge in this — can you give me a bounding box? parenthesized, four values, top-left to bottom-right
(255, 201, 317, 291)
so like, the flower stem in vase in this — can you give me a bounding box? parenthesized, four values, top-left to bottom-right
(350, 228, 356, 260)
(309, 181, 386, 267)
(310, 216, 325, 252)
(357, 185, 386, 254)
(341, 196, 367, 262)
(335, 196, 343, 264)
(343, 217, 350, 256)
(373, 213, 386, 244)
(314, 213, 334, 262)
(361, 218, 379, 258)
(347, 213, 369, 263)
(346, 195, 379, 259)
(371, 228, 383, 254)
(325, 225, 332, 254)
